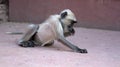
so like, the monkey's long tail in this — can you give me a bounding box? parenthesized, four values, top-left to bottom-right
(6, 32, 24, 35)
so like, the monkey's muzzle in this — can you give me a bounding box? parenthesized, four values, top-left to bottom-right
(64, 28, 75, 37)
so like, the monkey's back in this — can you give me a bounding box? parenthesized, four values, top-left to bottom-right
(37, 15, 63, 46)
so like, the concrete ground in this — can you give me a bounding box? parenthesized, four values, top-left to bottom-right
(0, 22, 120, 67)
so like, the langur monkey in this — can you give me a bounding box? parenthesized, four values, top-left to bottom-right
(9, 9, 88, 53)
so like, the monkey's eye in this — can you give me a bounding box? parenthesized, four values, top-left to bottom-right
(71, 20, 77, 23)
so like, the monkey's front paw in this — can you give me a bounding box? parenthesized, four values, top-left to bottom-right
(76, 49, 88, 53)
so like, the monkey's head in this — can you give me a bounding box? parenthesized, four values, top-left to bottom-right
(60, 9, 77, 37)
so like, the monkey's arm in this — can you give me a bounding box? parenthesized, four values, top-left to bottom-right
(55, 20, 87, 53)
(58, 36, 87, 53)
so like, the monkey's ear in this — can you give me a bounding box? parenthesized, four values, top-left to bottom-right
(61, 12, 67, 19)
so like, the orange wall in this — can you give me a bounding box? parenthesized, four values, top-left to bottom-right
(9, 0, 120, 31)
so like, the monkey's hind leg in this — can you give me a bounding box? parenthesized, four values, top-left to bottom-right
(18, 24, 39, 47)
(44, 41, 54, 47)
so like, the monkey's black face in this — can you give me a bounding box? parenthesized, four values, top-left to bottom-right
(68, 20, 77, 27)
(68, 20, 77, 34)
(64, 20, 77, 37)
(60, 9, 77, 37)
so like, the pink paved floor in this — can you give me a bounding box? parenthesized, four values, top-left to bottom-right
(0, 22, 120, 67)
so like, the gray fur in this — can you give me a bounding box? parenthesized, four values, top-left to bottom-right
(7, 9, 88, 53)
